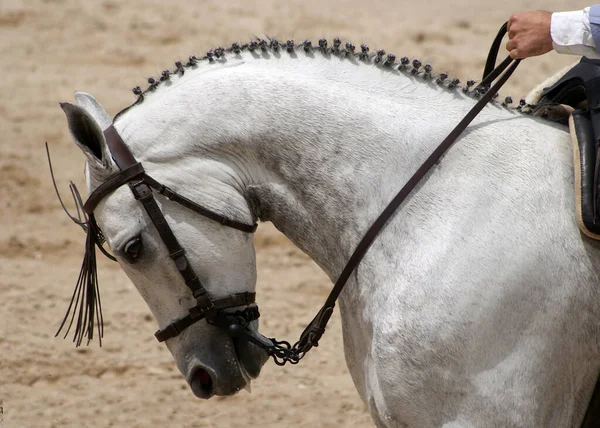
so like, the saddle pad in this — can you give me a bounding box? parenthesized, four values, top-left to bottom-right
(569, 110, 600, 240)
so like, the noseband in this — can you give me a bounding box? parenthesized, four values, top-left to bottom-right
(85, 125, 259, 343)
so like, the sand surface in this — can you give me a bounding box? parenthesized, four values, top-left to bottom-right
(1, 0, 591, 426)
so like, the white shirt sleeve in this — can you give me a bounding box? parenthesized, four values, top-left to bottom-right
(551, 7, 600, 58)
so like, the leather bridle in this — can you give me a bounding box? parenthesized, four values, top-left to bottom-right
(82, 126, 260, 343)
(67, 24, 520, 365)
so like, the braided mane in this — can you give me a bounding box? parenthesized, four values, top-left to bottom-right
(115, 37, 536, 121)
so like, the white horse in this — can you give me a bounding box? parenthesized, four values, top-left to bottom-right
(60, 40, 600, 427)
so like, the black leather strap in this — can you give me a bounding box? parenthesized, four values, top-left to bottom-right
(81, 125, 259, 343)
(476, 55, 514, 94)
(155, 292, 256, 342)
(297, 55, 521, 354)
(83, 163, 145, 213)
(482, 22, 508, 82)
(104, 124, 138, 167)
(142, 174, 258, 233)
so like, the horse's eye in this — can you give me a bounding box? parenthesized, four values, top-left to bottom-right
(123, 236, 143, 263)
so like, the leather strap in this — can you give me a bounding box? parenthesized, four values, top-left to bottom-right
(155, 292, 256, 342)
(142, 174, 257, 233)
(104, 124, 138, 167)
(129, 180, 213, 303)
(476, 56, 514, 93)
(83, 163, 145, 213)
(482, 22, 508, 83)
(297, 55, 521, 353)
(82, 125, 258, 343)
(92, 126, 257, 233)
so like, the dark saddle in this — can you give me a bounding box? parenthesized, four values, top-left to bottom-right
(536, 57, 600, 238)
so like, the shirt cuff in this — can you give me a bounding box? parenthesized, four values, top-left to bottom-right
(551, 8, 595, 55)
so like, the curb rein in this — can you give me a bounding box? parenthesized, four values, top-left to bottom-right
(59, 24, 519, 366)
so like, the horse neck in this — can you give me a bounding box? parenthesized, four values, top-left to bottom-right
(117, 54, 502, 280)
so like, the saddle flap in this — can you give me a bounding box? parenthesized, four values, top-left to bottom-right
(570, 110, 600, 239)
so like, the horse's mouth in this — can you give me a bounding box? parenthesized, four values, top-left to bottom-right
(186, 330, 268, 399)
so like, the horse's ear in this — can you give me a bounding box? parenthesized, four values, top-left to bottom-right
(74, 92, 112, 130)
(61, 102, 112, 168)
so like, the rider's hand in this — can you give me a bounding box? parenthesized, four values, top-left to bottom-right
(506, 11, 553, 59)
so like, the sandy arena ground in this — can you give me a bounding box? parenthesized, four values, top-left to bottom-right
(0, 0, 592, 426)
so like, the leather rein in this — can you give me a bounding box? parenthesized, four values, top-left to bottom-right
(78, 24, 519, 365)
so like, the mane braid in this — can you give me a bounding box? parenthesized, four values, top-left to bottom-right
(114, 37, 538, 122)
(46, 144, 111, 346)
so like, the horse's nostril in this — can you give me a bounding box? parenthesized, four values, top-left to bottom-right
(190, 368, 214, 399)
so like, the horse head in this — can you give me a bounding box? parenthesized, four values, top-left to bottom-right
(60, 92, 267, 399)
